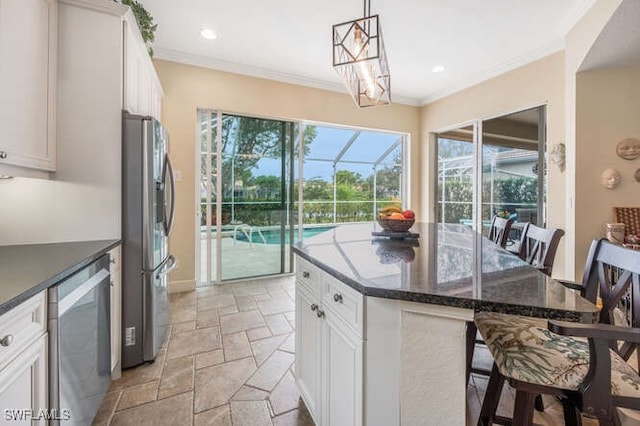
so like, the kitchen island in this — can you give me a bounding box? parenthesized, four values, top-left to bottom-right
(292, 222, 598, 426)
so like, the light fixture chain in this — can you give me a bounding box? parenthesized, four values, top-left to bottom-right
(364, 0, 371, 18)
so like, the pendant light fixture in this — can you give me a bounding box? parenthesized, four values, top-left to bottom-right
(332, 0, 391, 108)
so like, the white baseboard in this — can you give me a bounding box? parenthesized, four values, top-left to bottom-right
(168, 279, 196, 294)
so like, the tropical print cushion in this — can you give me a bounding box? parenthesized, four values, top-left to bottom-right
(474, 312, 640, 396)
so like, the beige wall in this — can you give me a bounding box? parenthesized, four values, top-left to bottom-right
(419, 52, 567, 277)
(154, 60, 421, 290)
(564, 0, 622, 278)
(574, 64, 640, 271)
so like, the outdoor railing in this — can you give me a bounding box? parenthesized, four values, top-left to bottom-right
(200, 199, 401, 227)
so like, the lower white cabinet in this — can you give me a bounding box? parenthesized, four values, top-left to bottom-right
(323, 309, 363, 426)
(0, 334, 48, 425)
(295, 256, 363, 426)
(295, 285, 321, 422)
(0, 291, 48, 425)
(109, 245, 122, 379)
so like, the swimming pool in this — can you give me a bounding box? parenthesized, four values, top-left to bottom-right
(234, 226, 335, 244)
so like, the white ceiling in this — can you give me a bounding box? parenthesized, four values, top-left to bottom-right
(140, 0, 596, 106)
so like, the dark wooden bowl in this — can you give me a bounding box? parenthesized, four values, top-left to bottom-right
(377, 218, 415, 232)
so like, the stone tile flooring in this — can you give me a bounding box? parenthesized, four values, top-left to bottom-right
(94, 275, 600, 425)
(94, 275, 313, 426)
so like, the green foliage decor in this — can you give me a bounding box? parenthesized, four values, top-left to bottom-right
(115, 0, 157, 57)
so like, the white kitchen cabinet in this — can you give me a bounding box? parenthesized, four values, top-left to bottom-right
(0, 334, 48, 425)
(123, 15, 163, 120)
(323, 306, 363, 426)
(0, 292, 48, 424)
(295, 256, 363, 426)
(0, 0, 57, 174)
(295, 285, 321, 424)
(109, 245, 122, 379)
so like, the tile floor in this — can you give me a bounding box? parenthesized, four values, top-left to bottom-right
(93, 275, 597, 426)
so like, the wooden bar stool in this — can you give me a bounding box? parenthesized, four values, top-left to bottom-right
(476, 240, 640, 425)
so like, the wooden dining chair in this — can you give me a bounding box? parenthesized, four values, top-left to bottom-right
(517, 223, 565, 276)
(466, 223, 565, 385)
(475, 239, 640, 426)
(488, 216, 513, 249)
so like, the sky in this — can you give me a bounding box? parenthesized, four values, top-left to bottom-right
(251, 125, 403, 181)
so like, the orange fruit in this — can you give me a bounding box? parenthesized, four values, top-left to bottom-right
(389, 212, 405, 220)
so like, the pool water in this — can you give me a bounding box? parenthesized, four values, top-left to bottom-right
(234, 226, 335, 244)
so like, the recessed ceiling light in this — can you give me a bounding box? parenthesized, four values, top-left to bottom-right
(432, 65, 446, 73)
(200, 28, 217, 40)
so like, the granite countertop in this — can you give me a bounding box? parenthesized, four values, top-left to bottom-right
(293, 222, 598, 322)
(0, 239, 121, 315)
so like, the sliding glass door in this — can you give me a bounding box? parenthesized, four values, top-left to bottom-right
(436, 107, 546, 235)
(198, 111, 295, 284)
(481, 108, 545, 230)
(436, 125, 475, 225)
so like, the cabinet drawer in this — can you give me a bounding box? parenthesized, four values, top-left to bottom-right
(322, 274, 363, 336)
(296, 257, 320, 293)
(0, 292, 47, 369)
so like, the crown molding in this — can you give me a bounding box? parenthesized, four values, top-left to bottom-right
(153, 47, 421, 107)
(59, 0, 128, 16)
(418, 37, 566, 105)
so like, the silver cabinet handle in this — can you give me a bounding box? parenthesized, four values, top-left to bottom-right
(302, 271, 310, 278)
(0, 151, 7, 159)
(310, 303, 318, 311)
(316, 309, 325, 319)
(1, 334, 14, 347)
(333, 293, 343, 303)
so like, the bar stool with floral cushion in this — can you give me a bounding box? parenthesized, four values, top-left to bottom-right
(475, 239, 640, 425)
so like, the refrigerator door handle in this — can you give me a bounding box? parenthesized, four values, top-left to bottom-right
(156, 254, 177, 279)
(163, 154, 176, 235)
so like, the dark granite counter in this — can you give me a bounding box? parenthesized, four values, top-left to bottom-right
(0, 239, 120, 315)
(293, 222, 598, 322)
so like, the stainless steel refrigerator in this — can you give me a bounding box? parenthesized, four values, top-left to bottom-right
(122, 112, 176, 369)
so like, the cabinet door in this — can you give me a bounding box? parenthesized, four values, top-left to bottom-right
(0, 0, 56, 171)
(323, 311, 363, 426)
(0, 333, 48, 425)
(123, 19, 139, 114)
(149, 78, 162, 121)
(295, 285, 321, 424)
(109, 246, 122, 379)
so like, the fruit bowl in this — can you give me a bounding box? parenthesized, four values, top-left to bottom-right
(377, 217, 415, 232)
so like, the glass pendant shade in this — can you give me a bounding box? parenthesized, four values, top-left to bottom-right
(333, 15, 391, 108)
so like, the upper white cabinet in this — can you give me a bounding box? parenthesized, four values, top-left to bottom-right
(123, 16, 163, 120)
(0, 0, 57, 173)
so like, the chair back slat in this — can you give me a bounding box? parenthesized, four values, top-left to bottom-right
(517, 224, 564, 276)
(488, 216, 513, 249)
(580, 240, 640, 333)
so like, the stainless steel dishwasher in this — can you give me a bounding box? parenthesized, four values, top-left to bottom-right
(48, 254, 111, 425)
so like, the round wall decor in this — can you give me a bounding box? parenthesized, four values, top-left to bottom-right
(616, 138, 640, 160)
